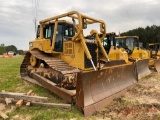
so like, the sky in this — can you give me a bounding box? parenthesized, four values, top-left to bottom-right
(0, 0, 160, 50)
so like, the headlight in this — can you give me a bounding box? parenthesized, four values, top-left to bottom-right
(29, 42, 33, 47)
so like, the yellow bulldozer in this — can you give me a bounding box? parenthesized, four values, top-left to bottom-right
(100, 32, 129, 64)
(148, 43, 160, 72)
(115, 36, 151, 79)
(20, 11, 138, 116)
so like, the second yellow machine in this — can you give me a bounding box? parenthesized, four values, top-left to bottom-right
(148, 43, 160, 72)
(115, 36, 151, 79)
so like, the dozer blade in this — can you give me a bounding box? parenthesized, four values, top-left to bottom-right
(76, 63, 138, 116)
(136, 59, 151, 79)
(154, 58, 160, 72)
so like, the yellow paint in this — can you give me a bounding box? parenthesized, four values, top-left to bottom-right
(131, 47, 149, 60)
(28, 11, 107, 70)
(108, 46, 128, 63)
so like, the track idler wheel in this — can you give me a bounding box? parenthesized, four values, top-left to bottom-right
(30, 55, 38, 67)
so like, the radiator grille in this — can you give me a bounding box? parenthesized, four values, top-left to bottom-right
(64, 42, 73, 55)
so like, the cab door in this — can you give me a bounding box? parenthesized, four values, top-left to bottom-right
(54, 24, 63, 52)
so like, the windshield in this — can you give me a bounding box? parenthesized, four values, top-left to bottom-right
(149, 44, 160, 50)
(102, 37, 107, 46)
(101, 37, 109, 53)
(115, 37, 139, 53)
(139, 43, 143, 48)
(116, 38, 126, 48)
(126, 37, 135, 51)
(126, 37, 139, 51)
(101, 34, 114, 53)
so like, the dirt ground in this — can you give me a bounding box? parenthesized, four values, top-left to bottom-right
(0, 71, 160, 120)
(91, 71, 160, 120)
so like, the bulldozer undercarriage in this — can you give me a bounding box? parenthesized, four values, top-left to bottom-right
(21, 51, 80, 90)
(20, 50, 138, 116)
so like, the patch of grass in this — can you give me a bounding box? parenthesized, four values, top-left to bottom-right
(0, 56, 24, 91)
(8, 106, 82, 120)
(30, 107, 82, 120)
(0, 56, 83, 119)
(135, 84, 146, 89)
(118, 99, 133, 108)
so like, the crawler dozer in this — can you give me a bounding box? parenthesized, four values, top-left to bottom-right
(100, 32, 129, 64)
(148, 43, 160, 72)
(87, 32, 129, 65)
(115, 36, 151, 79)
(20, 11, 138, 116)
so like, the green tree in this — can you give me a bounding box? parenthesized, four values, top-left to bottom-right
(0, 44, 6, 55)
(121, 25, 160, 48)
(5, 45, 17, 53)
(17, 50, 24, 55)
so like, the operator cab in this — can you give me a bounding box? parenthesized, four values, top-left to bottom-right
(36, 22, 75, 52)
(101, 33, 115, 54)
(148, 43, 160, 56)
(115, 37, 139, 54)
(149, 44, 160, 51)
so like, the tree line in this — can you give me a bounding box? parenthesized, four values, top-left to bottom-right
(0, 44, 24, 55)
(121, 25, 160, 48)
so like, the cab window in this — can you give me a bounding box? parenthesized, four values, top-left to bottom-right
(43, 25, 54, 39)
(64, 24, 74, 37)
